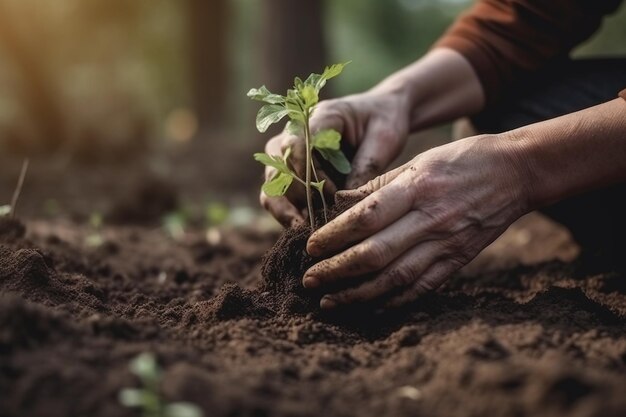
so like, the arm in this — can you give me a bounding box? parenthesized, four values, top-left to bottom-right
(514, 98, 626, 209)
(304, 97, 626, 309)
(435, 0, 623, 102)
(260, 48, 486, 225)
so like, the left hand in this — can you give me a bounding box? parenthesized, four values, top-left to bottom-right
(302, 134, 533, 309)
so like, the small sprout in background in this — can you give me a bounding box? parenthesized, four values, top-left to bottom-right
(0, 205, 10, 217)
(119, 353, 203, 417)
(85, 212, 104, 247)
(163, 212, 187, 241)
(248, 62, 352, 229)
(9, 158, 29, 219)
(205, 202, 229, 227)
(227, 206, 256, 228)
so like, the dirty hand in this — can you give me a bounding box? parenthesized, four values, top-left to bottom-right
(260, 90, 411, 227)
(303, 134, 532, 308)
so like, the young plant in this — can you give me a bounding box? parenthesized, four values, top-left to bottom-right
(1, 159, 30, 219)
(85, 212, 104, 247)
(248, 62, 352, 229)
(119, 353, 203, 417)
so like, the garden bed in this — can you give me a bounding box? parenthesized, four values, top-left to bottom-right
(2, 210, 626, 417)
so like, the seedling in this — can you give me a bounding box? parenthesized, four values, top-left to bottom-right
(248, 62, 352, 228)
(119, 353, 203, 417)
(1, 159, 29, 219)
(85, 212, 104, 247)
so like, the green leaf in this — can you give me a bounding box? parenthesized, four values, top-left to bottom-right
(254, 152, 291, 175)
(285, 120, 303, 136)
(0, 205, 11, 217)
(311, 180, 326, 193)
(317, 148, 352, 175)
(300, 85, 318, 109)
(256, 104, 290, 133)
(305, 61, 351, 92)
(119, 388, 145, 407)
(164, 403, 204, 417)
(321, 62, 351, 82)
(262, 172, 294, 197)
(312, 129, 341, 151)
(247, 86, 284, 104)
(294, 77, 304, 91)
(129, 353, 159, 382)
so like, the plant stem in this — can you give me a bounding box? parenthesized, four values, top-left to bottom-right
(303, 114, 315, 229)
(10, 158, 29, 219)
(311, 163, 328, 224)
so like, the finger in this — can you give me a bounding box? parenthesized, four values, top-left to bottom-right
(346, 119, 404, 188)
(307, 173, 415, 257)
(303, 209, 435, 288)
(260, 191, 305, 228)
(317, 240, 443, 309)
(385, 260, 461, 308)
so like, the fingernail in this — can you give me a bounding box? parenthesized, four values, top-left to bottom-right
(306, 240, 319, 257)
(320, 296, 337, 310)
(302, 275, 319, 289)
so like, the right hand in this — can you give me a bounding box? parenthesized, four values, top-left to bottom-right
(260, 89, 412, 227)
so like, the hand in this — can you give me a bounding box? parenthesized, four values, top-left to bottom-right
(260, 89, 411, 227)
(302, 134, 532, 309)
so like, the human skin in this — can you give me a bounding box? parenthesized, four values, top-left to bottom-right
(304, 98, 626, 308)
(259, 48, 626, 308)
(259, 48, 485, 226)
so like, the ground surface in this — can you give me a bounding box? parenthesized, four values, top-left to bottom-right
(1, 139, 626, 417)
(1, 209, 626, 417)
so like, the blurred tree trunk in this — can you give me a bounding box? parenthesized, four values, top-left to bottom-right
(262, 0, 327, 93)
(0, 4, 65, 153)
(188, 0, 229, 131)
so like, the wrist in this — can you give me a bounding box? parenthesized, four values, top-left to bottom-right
(491, 130, 540, 214)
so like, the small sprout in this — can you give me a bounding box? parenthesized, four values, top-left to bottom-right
(163, 212, 187, 241)
(119, 353, 203, 417)
(9, 159, 29, 219)
(248, 62, 352, 228)
(0, 205, 10, 217)
(85, 212, 104, 247)
(205, 202, 229, 226)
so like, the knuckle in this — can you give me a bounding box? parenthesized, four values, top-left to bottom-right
(386, 266, 415, 288)
(359, 241, 391, 271)
(413, 278, 436, 294)
(355, 200, 381, 231)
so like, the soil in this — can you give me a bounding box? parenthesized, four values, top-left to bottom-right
(2, 201, 626, 417)
(1, 141, 625, 417)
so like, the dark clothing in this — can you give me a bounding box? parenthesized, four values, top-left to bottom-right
(471, 58, 626, 271)
(434, 0, 626, 104)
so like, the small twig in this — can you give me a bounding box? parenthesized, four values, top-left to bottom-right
(10, 158, 29, 219)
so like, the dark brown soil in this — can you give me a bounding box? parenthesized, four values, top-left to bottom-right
(1, 210, 626, 417)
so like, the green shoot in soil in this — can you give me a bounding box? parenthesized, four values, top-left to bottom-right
(85, 212, 104, 247)
(1, 159, 30, 219)
(248, 62, 352, 229)
(119, 353, 203, 417)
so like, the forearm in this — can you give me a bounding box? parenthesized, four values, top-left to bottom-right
(504, 98, 626, 209)
(371, 48, 485, 132)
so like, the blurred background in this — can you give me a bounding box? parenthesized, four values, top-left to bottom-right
(0, 0, 625, 228)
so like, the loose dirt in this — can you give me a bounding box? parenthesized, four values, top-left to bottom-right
(1, 210, 626, 417)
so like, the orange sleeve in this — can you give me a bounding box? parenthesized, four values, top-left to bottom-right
(434, 0, 623, 103)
